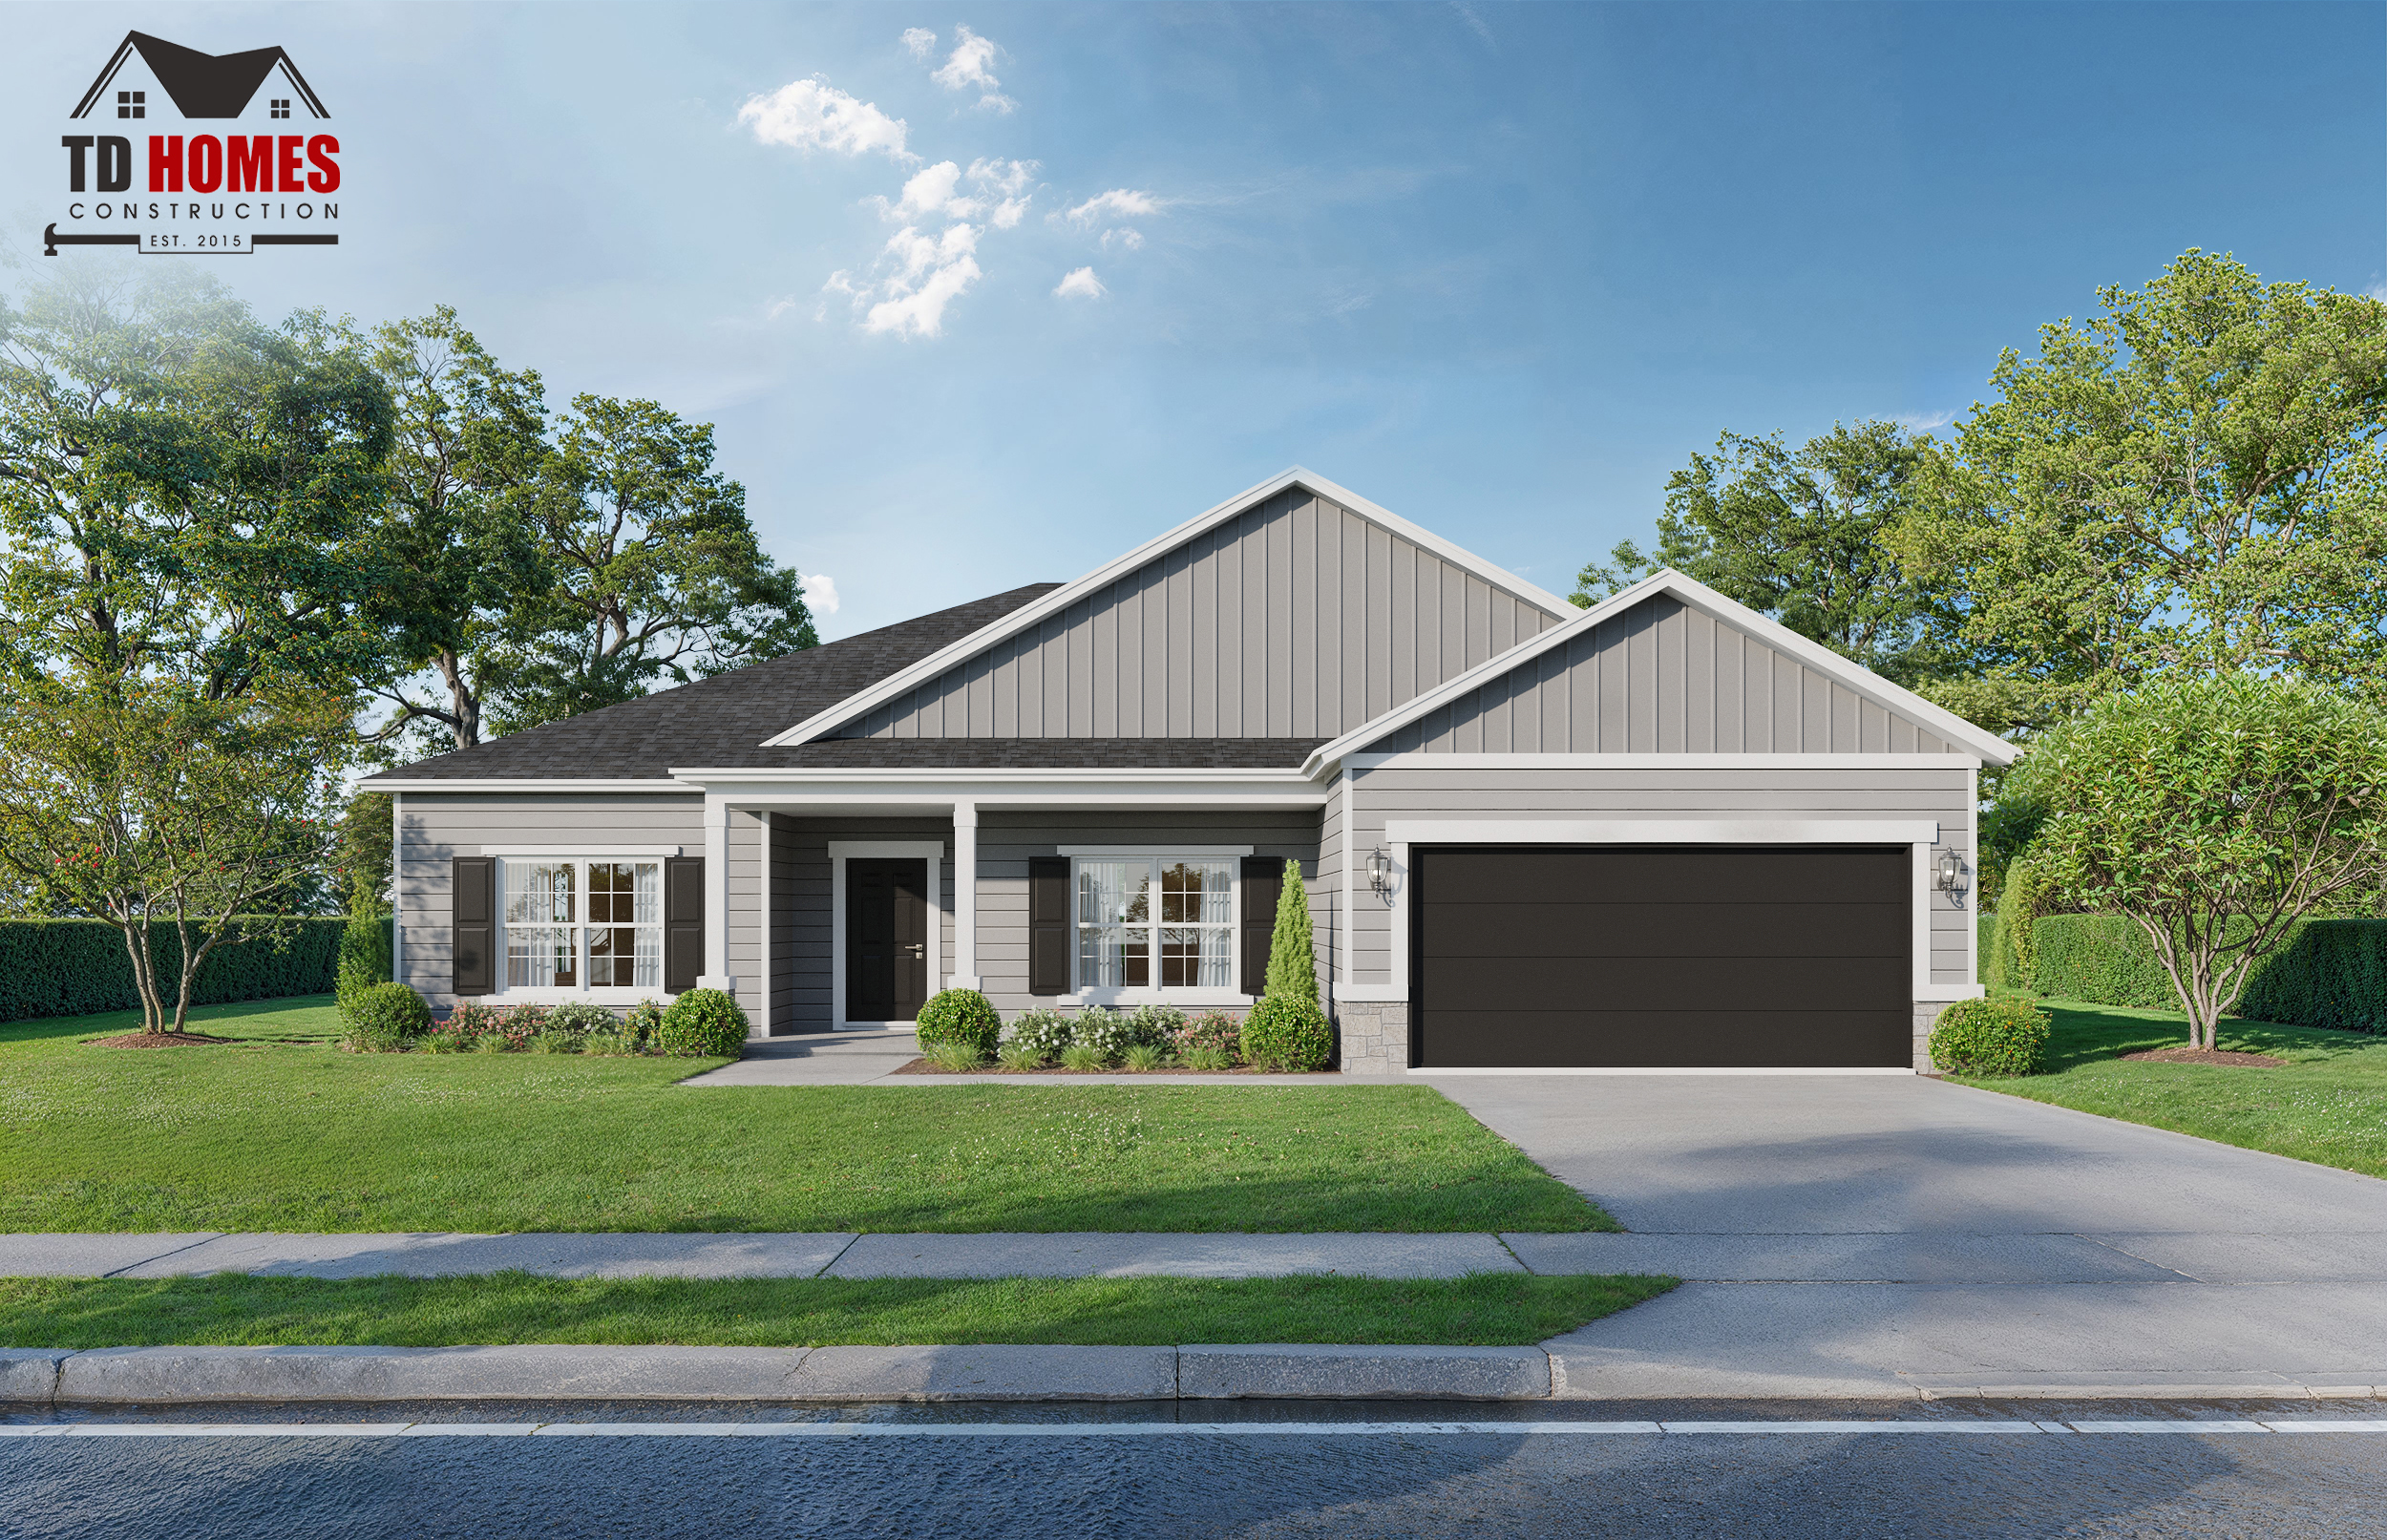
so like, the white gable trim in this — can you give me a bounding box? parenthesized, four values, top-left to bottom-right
(1300, 568, 2017, 773)
(758, 468, 1575, 750)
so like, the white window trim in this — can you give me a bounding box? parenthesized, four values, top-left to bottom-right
(492, 855, 668, 1004)
(829, 840, 945, 1030)
(1068, 852, 1249, 1007)
(1367, 817, 1972, 1016)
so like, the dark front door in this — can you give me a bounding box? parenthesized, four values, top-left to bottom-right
(1413, 845, 1912, 1068)
(848, 858, 930, 1023)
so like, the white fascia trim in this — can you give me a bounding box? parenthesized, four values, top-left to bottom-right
(1056, 844, 1254, 856)
(1413, 1066, 1918, 1077)
(758, 467, 1574, 749)
(1915, 982, 1987, 1002)
(357, 778, 697, 793)
(477, 845, 684, 858)
(1301, 568, 2017, 775)
(1333, 983, 1407, 1002)
(675, 767, 1320, 784)
(1382, 819, 1940, 846)
(1346, 752, 1985, 770)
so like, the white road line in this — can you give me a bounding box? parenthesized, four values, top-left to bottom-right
(4, 1419, 2383, 1440)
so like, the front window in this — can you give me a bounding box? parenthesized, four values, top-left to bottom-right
(501, 858, 662, 993)
(1075, 856, 1235, 995)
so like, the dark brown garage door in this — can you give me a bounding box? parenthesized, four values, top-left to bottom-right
(1413, 846, 1911, 1068)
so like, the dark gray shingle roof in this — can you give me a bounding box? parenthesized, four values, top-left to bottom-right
(374, 585, 1327, 780)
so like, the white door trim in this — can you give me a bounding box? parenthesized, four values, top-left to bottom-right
(829, 840, 945, 1031)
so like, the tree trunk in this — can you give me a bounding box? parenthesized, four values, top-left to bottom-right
(115, 911, 167, 1034)
(436, 649, 482, 749)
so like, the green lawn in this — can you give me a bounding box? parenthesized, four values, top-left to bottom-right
(1954, 998, 2387, 1178)
(0, 1271, 1672, 1349)
(0, 996, 1607, 1234)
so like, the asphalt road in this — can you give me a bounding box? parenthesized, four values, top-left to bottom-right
(7, 1402, 2385, 1538)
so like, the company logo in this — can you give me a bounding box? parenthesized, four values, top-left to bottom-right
(46, 30, 343, 258)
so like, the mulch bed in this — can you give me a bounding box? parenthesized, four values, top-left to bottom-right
(86, 1031, 238, 1049)
(892, 1057, 1312, 1076)
(2120, 1045, 2287, 1068)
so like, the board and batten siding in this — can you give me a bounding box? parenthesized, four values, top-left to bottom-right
(395, 793, 766, 1024)
(1344, 766, 1977, 990)
(1378, 595, 1957, 755)
(847, 489, 1565, 741)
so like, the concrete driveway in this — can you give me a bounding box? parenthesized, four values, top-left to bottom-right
(1424, 1075, 2387, 1400)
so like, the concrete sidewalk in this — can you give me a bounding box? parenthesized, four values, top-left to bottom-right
(13, 1227, 2387, 1285)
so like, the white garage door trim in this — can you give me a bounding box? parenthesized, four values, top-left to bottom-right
(1365, 818, 1948, 1076)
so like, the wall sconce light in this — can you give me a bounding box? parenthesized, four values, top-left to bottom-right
(1935, 849, 1972, 908)
(1367, 846, 1394, 900)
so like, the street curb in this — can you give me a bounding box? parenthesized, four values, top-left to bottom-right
(4, 1345, 2380, 1406)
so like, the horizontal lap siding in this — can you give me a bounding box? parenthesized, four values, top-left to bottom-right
(394, 794, 708, 1009)
(856, 491, 1563, 740)
(973, 810, 1322, 1016)
(1347, 767, 1976, 990)
(771, 816, 955, 1032)
(1381, 595, 1954, 755)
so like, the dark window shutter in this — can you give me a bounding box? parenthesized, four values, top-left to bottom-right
(665, 855, 705, 993)
(1028, 856, 1070, 996)
(451, 856, 495, 997)
(1240, 856, 1280, 998)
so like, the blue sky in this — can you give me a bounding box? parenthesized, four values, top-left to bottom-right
(4, 2, 2380, 639)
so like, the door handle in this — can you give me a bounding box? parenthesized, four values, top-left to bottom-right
(903, 944, 924, 958)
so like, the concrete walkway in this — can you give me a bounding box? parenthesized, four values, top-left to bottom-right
(1422, 1073, 2387, 1399)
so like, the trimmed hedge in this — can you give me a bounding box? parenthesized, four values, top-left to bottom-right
(1990, 910, 2387, 1034)
(0, 917, 358, 1023)
(1929, 996, 2051, 1076)
(915, 988, 1002, 1056)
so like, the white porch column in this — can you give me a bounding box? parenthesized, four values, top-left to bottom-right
(950, 798, 981, 989)
(696, 794, 736, 994)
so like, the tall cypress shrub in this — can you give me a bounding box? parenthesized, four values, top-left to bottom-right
(1264, 857, 1318, 1002)
(335, 909, 392, 1008)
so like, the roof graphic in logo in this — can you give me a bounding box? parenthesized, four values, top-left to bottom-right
(71, 31, 327, 120)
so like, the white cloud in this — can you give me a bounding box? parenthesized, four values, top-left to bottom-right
(970, 158, 1035, 197)
(1893, 410, 1958, 433)
(825, 222, 984, 338)
(871, 158, 1038, 224)
(901, 28, 937, 59)
(1100, 227, 1144, 251)
(1062, 188, 1164, 226)
(976, 93, 1018, 115)
(801, 573, 841, 615)
(1449, 2, 1496, 48)
(1053, 266, 1107, 300)
(933, 25, 1003, 91)
(875, 159, 965, 220)
(738, 77, 914, 160)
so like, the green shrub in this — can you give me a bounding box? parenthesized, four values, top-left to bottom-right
(333, 912, 391, 1008)
(926, 1038, 985, 1071)
(1005, 1008, 1073, 1061)
(1073, 1007, 1139, 1060)
(1265, 858, 1319, 1003)
(1059, 1043, 1109, 1072)
(543, 1001, 614, 1044)
(1181, 1044, 1234, 1072)
(0, 917, 348, 1023)
(1929, 997, 2051, 1076)
(1174, 1010, 1241, 1064)
(428, 1000, 501, 1052)
(530, 1029, 583, 1055)
(1243, 994, 1332, 1071)
(1121, 1042, 1168, 1072)
(2238, 919, 2387, 1032)
(623, 1000, 666, 1054)
(656, 989, 748, 1057)
(915, 988, 1002, 1056)
(342, 981, 432, 1053)
(997, 1039, 1046, 1071)
(2029, 915, 2204, 1011)
(1123, 1004, 1186, 1049)
(1998, 857, 2049, 984)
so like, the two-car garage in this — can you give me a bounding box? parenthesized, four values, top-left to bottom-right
(1409, 846, 1914, 1069)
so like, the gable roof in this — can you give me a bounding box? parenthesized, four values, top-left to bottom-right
(1301, 568, 2018, 771)
(363, 583, 1063, 785)
(761, 468, 1576, 749)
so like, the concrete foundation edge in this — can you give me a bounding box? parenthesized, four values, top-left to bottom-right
(5, 1344, 2381, 1406)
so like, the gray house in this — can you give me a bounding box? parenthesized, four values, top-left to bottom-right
(365, 470, 2013, 1073)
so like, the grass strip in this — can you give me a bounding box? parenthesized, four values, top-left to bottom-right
(1954, 999, 2387, 1178)
(0, 996, 1607, 1234)
(0, 1272, 1677, 1350)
